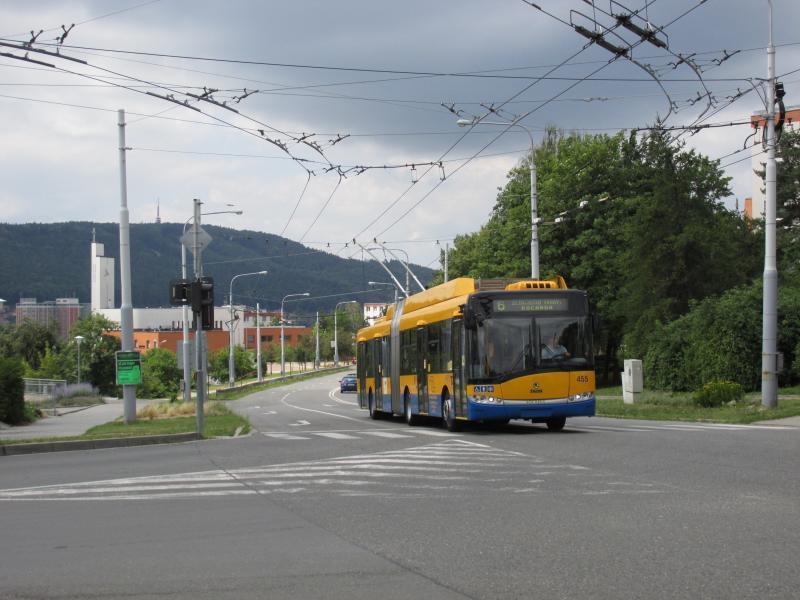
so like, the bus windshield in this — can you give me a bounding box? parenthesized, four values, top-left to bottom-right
(467, 315, 592, 381)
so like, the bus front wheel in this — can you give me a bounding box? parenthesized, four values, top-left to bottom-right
(546, 416, 566, 431)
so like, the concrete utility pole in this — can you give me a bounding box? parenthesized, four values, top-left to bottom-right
(228, 271, 268, 387)
(762, 0, 778, 409)
(315, 311, 320, 369)
(281, 292, 309, 376)
(117, 109, 137, 424)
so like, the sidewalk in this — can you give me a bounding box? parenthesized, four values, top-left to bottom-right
(0, 398, 153, 441)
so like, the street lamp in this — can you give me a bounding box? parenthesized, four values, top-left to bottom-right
(334, 301, 358, 368)
(228, 270, 268, 387)
(369, 281, 399, 304)
(458, 117, 539, 279)
(180, 208, 243, 401)
(281, 292, 309, 376)
(74, 335, 85, 384)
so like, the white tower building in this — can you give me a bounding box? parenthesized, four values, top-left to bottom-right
(91, 229, 115, 310)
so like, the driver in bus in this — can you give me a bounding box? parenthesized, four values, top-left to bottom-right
(542, 333, 569, 359)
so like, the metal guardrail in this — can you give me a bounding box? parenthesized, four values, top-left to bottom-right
(213, 366, 350, 399)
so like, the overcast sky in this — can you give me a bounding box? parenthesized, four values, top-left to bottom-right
(2, 0, 799, 268)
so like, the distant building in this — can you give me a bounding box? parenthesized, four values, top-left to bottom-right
(748, 104, 800, 219)
(91, 232, 115, 310)
(364, 303, 388, 325)
(15, 297, 89, 340)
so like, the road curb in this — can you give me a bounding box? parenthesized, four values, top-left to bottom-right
(0, 432, 200, 456)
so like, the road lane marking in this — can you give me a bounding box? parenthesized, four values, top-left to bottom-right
(362, 431, 415, 439)
(314, 432, 360, 440)
(263, 433, 310, 440)
(280, 392, 364, 422)
(289, 419, 311, 427)
(329, 388, 358, 406)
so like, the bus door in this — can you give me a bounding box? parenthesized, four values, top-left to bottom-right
(357, 342, 367, 409)
(451, 318, 466, 418)
(371, 339, 382, 409)
(416, 326, 429, 413)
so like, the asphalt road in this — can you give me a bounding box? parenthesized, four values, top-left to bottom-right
(1, 373, 798, 599)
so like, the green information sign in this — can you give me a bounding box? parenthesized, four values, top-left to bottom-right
(116, 351, 142, 385)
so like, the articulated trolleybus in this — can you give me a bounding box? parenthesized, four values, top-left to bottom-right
(356, 277, 595, 431)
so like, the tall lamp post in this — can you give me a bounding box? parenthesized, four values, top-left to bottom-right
(334, 300, 358, 367)
(181, 209, 242, 401)
(228, 270, 268, 387)
(281, 292, 309, 376)
(74, 335, 84, 384)
(458, 118, 539, 278)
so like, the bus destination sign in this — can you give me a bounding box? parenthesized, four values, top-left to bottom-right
(492, 297, 569, 313)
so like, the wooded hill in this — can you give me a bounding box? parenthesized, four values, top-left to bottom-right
(0, 222, 433, 317)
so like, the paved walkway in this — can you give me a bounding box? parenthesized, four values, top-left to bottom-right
(0, 398, 153, 441)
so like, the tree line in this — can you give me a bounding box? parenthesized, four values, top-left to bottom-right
(436, 127, 800, 391)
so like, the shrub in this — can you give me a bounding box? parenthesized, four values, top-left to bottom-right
(0, 357, 26, 424)
(692, 380, 745, 408)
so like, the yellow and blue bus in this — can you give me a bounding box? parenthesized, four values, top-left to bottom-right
(355, 277, 595, 431)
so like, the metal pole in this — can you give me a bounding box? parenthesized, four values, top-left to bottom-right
(334, 309, 339, 368)
(530, 150, 539, 279)
(228, 284, 235, 387)
(256, 302, 263, 382)
(444, 243, 449, 282)
(315, 311, 320, 369)
(762, 0, 778, 408)
(117, 109, 136, 424)
(76, 340, 81, 384)
(181, 243, 191, 402)
(193, 199, 205, 435)
(280, 299, 285, 377)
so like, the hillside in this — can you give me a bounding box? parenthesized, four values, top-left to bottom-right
(0, 222, 434, 316)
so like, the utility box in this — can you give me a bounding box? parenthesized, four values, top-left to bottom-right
(622, 359, 643, 404)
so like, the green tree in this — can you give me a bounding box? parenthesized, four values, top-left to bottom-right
(441, 129, 760, 382)
(208, 346, 254, 383)
(0, 320, 61, 371)
(0, 357, 25, 424)
(140, 348, 182, 399)
(65, 314, 121, 394)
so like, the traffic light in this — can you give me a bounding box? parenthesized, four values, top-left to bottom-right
(190, 277, 215, 330)
(169, 279, 191, 306)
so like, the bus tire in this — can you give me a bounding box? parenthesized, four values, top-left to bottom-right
(442, 394, 461, 432)
(546, 416, 566, 431)
(404, 391, 419, 426)
(369, 391, 381, 420)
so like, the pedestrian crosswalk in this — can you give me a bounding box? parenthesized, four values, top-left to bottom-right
(0, 439, 663, 502)
(261, 428, 458, 442)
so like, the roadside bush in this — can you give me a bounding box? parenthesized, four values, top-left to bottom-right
(140, 348, 181, 399)
(0, 357, 26, 424)
(692, 381, 745, 408)
(645, 282, 800, 392)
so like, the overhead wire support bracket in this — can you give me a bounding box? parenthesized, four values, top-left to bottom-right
(0, 40, 87, 64)
(0, 51, 55, 68)
(146, 91, 202, 112)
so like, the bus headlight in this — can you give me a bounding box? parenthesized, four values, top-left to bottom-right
(470, 396, 504, 404)
(570, 392, 595, 402)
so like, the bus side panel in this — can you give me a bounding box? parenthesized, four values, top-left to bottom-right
(426, 372, 453, 417)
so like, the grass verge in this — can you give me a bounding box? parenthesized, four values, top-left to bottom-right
(596, 395, 800, 424)
(0, 403, 250, 445)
